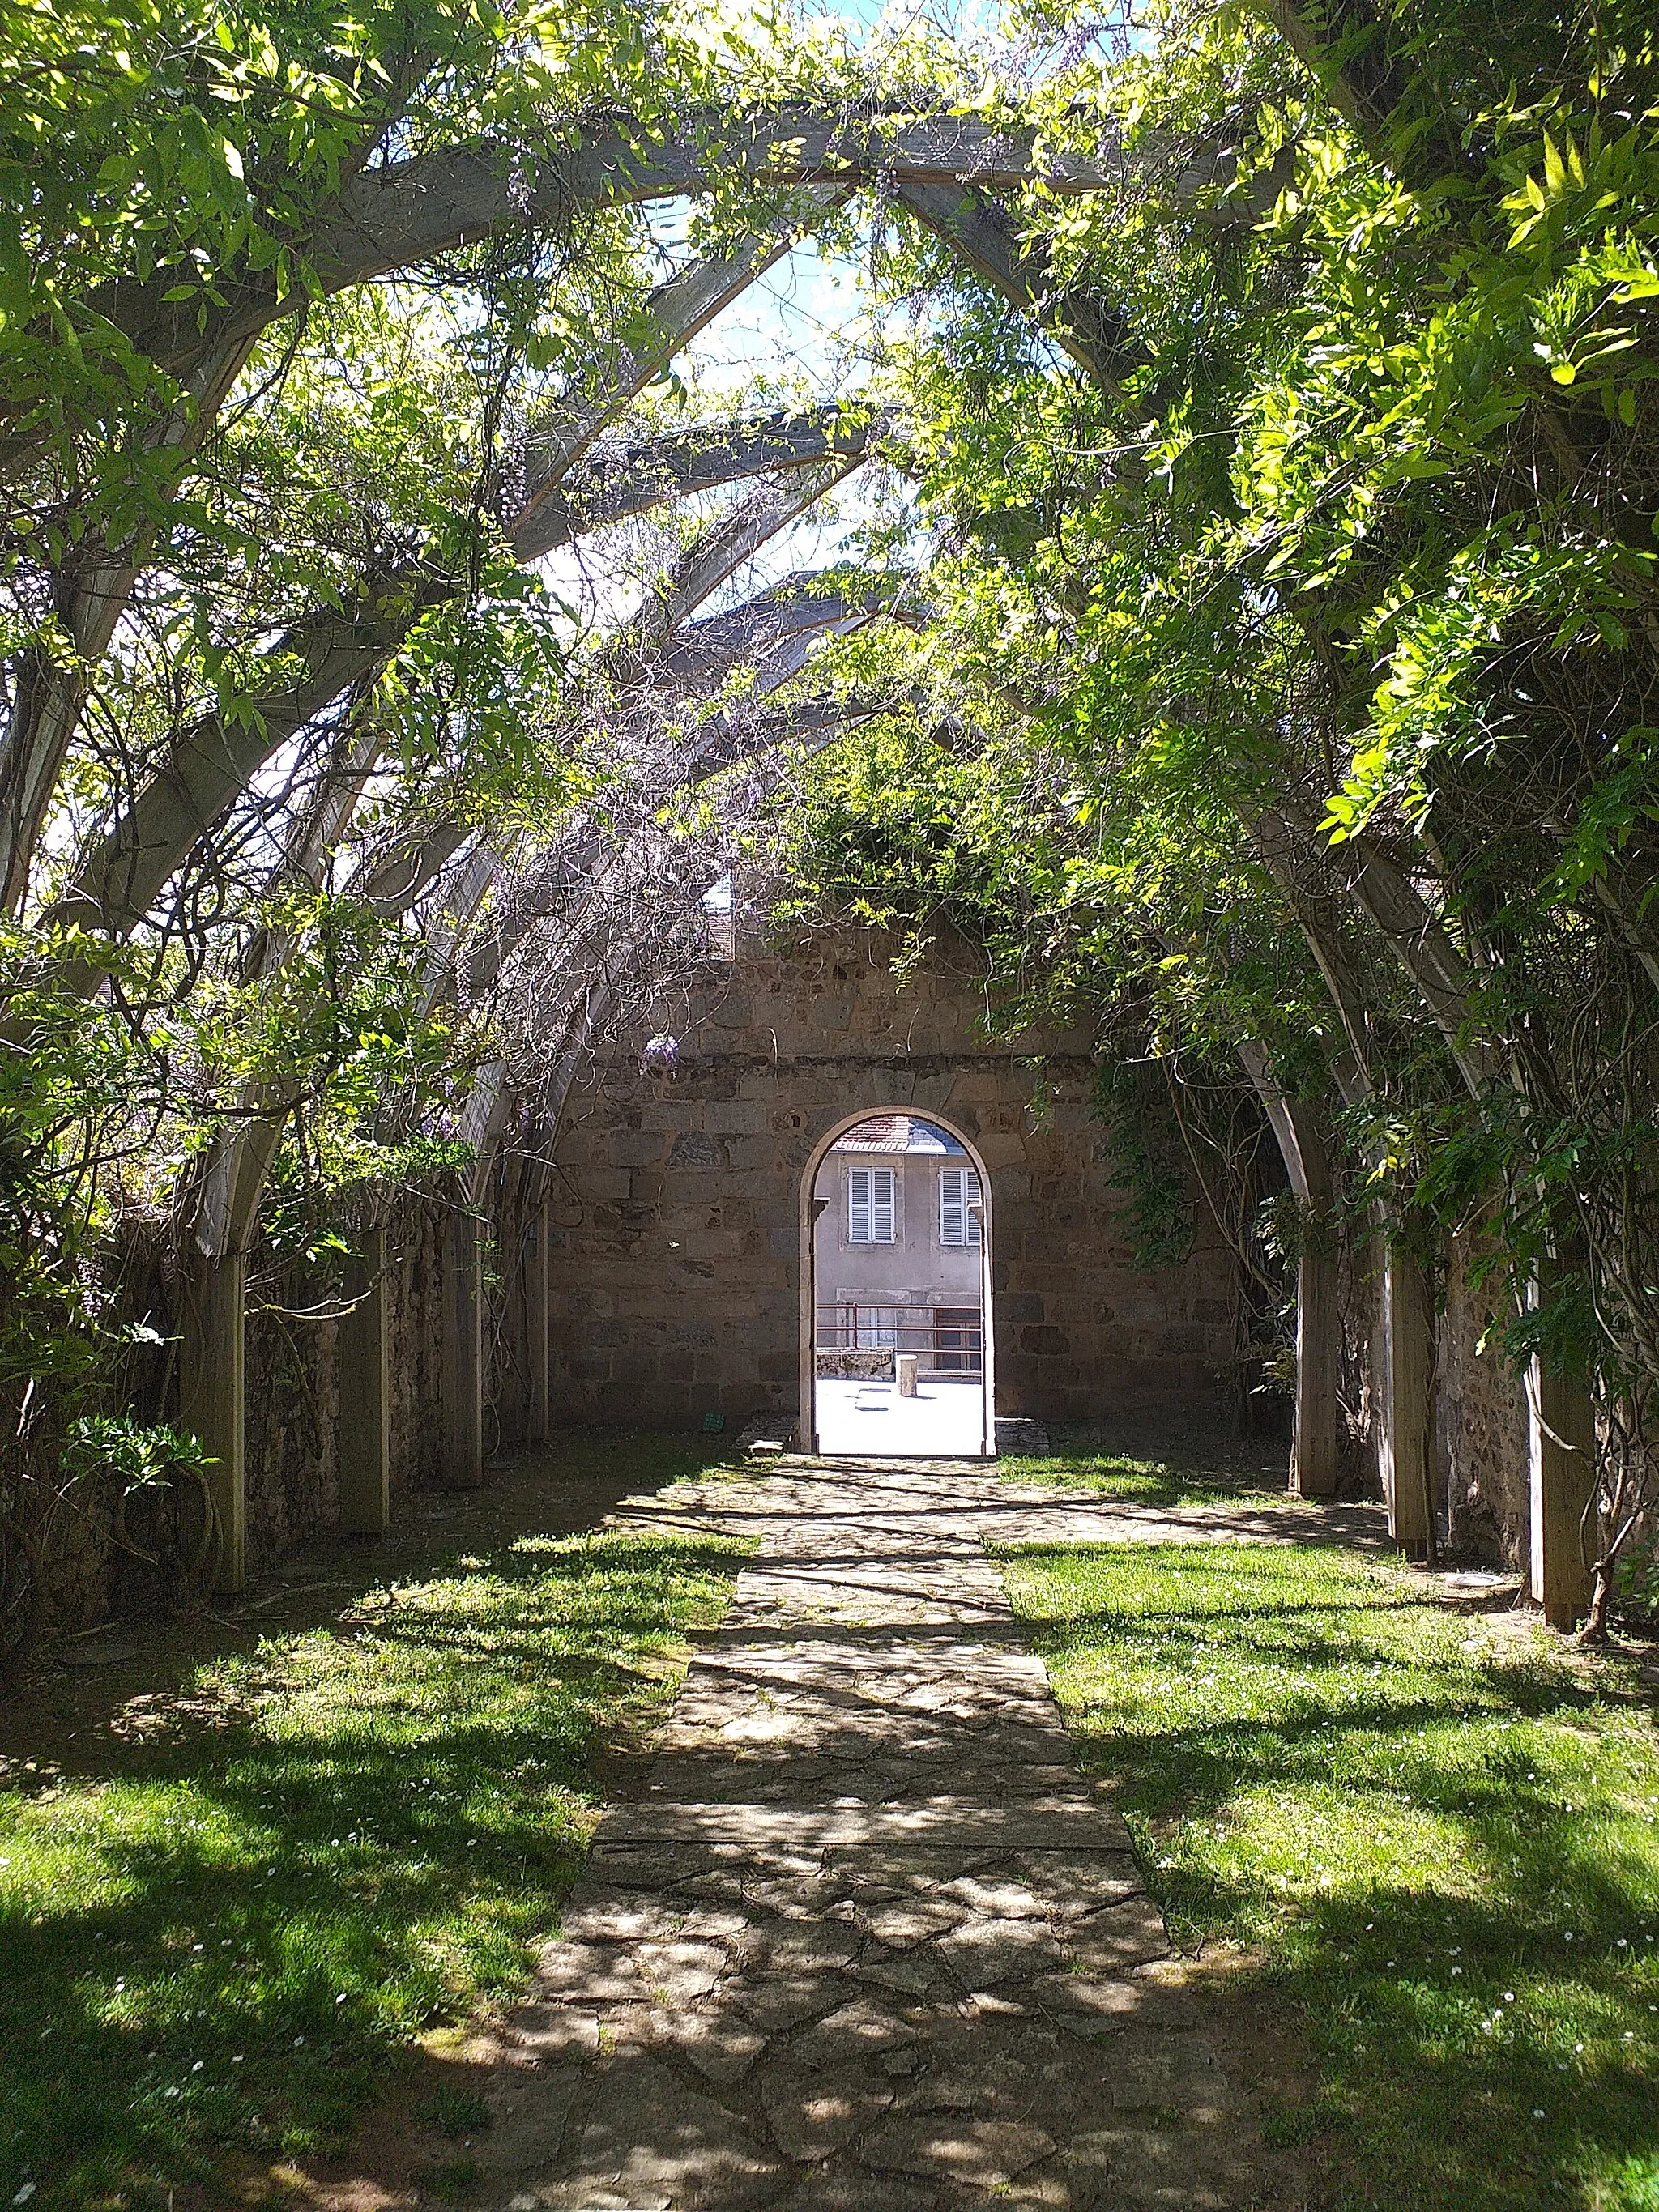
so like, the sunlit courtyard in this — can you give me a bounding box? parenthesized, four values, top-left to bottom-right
(814, 1375, 988, 1456)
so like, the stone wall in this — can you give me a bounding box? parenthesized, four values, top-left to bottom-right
(25, 1225, 179, 1636)
(28, 1187, 458, 1637)
(243, 1289, 340, 1571)
(544, 931, 1239, 1431)
(1438, 1221, 1531, 1565)
(385, 1195, 450, 1492)
(1334, 1217, 1531, 1562)
(238, 1196, 452, 1574)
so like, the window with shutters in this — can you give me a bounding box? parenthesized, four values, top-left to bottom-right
(847, 1166, 895, 1243)
(938, 1166, 982, 1247)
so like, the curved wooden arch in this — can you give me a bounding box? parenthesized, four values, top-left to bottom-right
(795, 1105, 996, 1460)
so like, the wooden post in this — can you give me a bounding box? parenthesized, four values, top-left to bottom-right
(1378, 1241, 1433, 1553)
(180, 1250, 246, 1594)
(338, 1225, 390, 1536)
(524, 1200, 550, 1444)
(441, 1207, 485, 1489)
(1292, 1241, 1340, 1496)
(1232, 1043, 1341, 1499)
(1529, 1358, 1596, 1630)
(493, 1156, 526, 1448)
(494, 1196, 548, 1449)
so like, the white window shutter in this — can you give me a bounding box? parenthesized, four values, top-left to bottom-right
(940, 1167, 980, 1245)
(872, 1168, 894, 1242)
(849, 1168, 870, 1242)
(940, 1168, 964, 1245)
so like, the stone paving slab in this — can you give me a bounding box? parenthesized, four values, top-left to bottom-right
(604, 1801, 1132, 1846)
(472, 1460, 1273, 2211)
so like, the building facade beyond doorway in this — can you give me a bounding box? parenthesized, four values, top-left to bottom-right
(808, 1112, 993, 1457)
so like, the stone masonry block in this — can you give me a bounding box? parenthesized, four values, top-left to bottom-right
(948, 1070, 1008, 1104)
(909, 1072, 957, 1112)
(608, 1131, 669, 1167)
(1159, 1323, 1207, 1354)
(714, 1170, 778, 1204)
(676, 1230, 744, 1261)
(974, 1135, 1026, 1169)
(721, 1136, 775, 1173)
(573, 1168, 632, 1202)
(705, 1100, 770, 1135)
(669, 1130, 726, 1170)
(638, 1102, 702, 1133)
(1021, 1324, 1073, 1357)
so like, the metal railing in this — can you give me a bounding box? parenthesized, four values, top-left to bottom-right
(815, 1311, 983, 1374)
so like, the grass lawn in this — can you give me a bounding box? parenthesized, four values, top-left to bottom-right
(0, 1436, 749, 2212)
(1009, 1418, 1307, 1511)
(999, 1532, 1659, 2211)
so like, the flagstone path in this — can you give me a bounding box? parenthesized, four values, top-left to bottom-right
(471, 1458, 1304, 2212)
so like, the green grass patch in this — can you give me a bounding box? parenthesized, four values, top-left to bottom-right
(1000, 1537, 1659, 2212)
(1003, 1428, 1297, 1510)
(0, 1519, 749, 2210)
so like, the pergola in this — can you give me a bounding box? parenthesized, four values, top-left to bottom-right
(2, 70, 1597, 1623)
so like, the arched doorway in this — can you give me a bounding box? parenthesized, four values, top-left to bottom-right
(798, 1109, 996, 1457)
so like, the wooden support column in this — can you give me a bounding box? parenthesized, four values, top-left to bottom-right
(1529, 1358, 1596, 1630)
(1293, 1241, 1340, 1496)
(1378, 1241, 1434, 1553)
(1234, 1041, 1340, 1498)
(493, 1157, 527, 1447)
(180, 1250, 246, 1595)
(441, 1208, 485, 1490)
(524, 1200, 550, 1444)
(338, 1225, 390, 1536)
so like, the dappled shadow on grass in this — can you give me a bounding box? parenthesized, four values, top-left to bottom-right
(0, 1515, 752, 2212)
(1004, 1418, 1299, 1510)
(1002, 1539, 1659, 2212)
